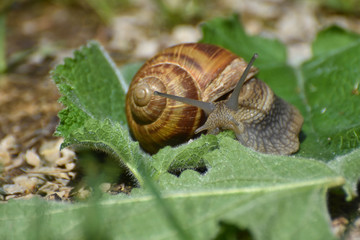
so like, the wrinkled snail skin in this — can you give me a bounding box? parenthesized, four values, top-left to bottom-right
(126, 43, 303, 155)
(231, 78, 303, 155)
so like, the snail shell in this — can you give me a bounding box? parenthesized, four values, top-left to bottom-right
(126, 43, 258, 153)
(126, 43, 303, 155)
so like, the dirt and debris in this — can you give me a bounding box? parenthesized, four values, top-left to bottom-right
(0, 135, 75, 200)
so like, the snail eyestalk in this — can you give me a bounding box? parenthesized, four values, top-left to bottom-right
(226, 53, 258, 111)
(154, 91, 215, 115)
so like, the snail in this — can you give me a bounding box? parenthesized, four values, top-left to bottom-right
(125, 43, 303, 155)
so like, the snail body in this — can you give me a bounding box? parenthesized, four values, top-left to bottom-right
(126, 43, 303, 155)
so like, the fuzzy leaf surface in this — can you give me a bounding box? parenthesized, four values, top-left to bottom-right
(0, 138, 344, 240)
(52, 41, 151, 184)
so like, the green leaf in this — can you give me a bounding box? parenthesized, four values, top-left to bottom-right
(312, 25, 360, 57)
(52, 41, 128, 126)
(152, 134, 219, 177)
(52, 41, 151, 185)
(157, 137, 343, 240)
(298, 27, 360, 159)
(64, 117, 153, 185)
(328, 148, 360, 198)
(1, 137, 344, 240)
(200, 14, 286, 68)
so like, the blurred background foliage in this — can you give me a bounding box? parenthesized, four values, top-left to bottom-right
(1, 0, 360, 74)
(0, 0, 215, 26)
(2, 0, 360, 25)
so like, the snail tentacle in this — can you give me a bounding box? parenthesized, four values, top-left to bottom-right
(226, 53, 258, 111)
(154, 91, 215, 115)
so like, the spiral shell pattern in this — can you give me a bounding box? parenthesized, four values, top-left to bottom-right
(126, 43, 258, 153)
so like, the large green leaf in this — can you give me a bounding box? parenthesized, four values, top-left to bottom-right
(52, 42, 151, 185)
(53, 41, 128, 126)
(1, 138, 344, 240)
(299, 30, 360, 159)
